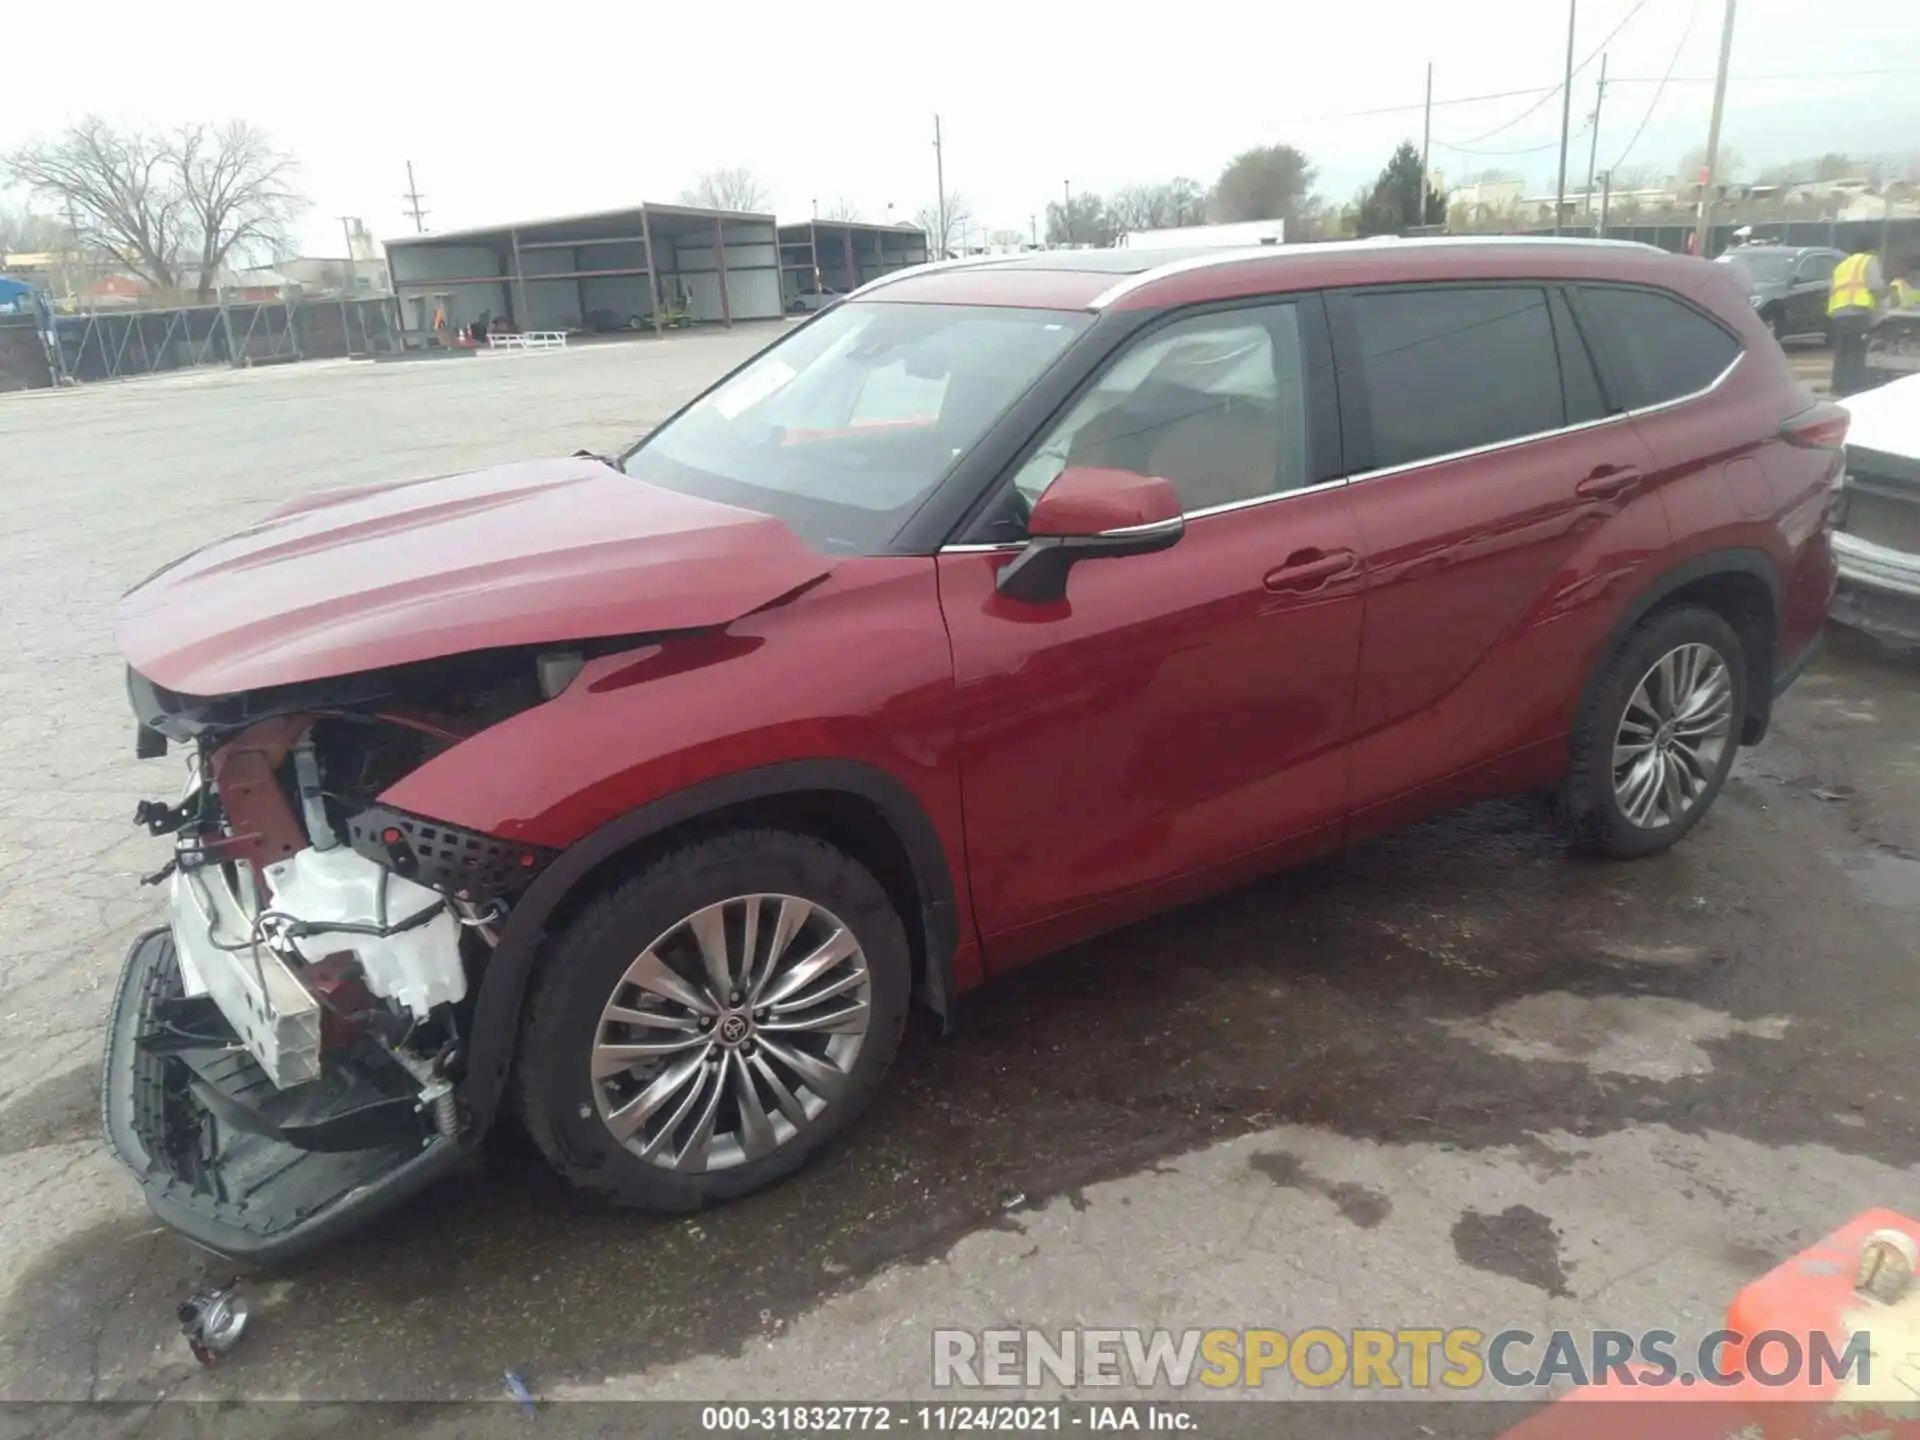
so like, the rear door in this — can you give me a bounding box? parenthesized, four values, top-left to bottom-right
(1791, 252, 1839, 337)
(1328, 281, 1666, 826)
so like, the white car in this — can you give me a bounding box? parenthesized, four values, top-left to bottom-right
(1833, 371, 1920, 649)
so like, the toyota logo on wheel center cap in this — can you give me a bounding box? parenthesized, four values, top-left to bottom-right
(718, 1013, 750, 1044)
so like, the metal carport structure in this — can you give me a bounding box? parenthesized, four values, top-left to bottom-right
(385, 203, 783, 341)
(777, 221, 929, 306)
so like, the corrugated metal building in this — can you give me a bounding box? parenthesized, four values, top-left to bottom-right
(385, 202, 783, 339)
(776, 221, 929, 305)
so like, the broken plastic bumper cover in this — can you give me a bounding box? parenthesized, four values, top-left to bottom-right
(103, 928, 468, 1263)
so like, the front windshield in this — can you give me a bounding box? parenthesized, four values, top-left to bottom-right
(1720, 251, 1794, 283)
(623, 301, 1091, 554)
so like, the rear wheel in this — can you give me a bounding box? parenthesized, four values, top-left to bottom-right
(516, 829, 910, 1210)
(1563, 606, 1747, 858)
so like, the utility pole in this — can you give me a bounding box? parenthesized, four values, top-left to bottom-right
(337, 216, 359, 357)
(60, 197, 82, 303)
(933, 115, 947, 258)
(1553, 0, 1578, 236)
(1583, 54, 1609, 220)
(402, 161, 428, 233)
(1063, 180, 1072, 245)
(1030, 214, 1038, 248)
(1693, 0, 1739, 259)
(1598, 169, 1613, 235)
(1420, 62, 1433, 228)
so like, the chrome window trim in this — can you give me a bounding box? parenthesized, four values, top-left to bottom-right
(938, 287, 1743, 553)
(1342, 349, 1745, 487)
(936, 476, 1350, 553)
(1096, 514, 1186, 539)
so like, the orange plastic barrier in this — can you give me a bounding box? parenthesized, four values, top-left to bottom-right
(1500, 1209, 1920, 1440)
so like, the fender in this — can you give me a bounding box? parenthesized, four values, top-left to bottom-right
(456, 759, 961, 1135)
(1573, 545, 1783, 746)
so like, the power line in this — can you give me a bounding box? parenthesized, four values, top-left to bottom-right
(1434, 122, 1591, 158)
(1606, 67, 1920, 81)
(1610, 0, 1701, 172)
(1314, 84, 1559, 120)
(1437, 0, 1649, 148)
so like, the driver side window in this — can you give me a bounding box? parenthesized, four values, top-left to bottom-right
(1011, 303, 1313, 523)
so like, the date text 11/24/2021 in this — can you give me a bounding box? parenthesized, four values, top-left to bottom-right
(700, 1404, 1197, 1432)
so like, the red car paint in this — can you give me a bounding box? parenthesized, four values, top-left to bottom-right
(116, 457, 833, 695)
(120, 240, 1840, 1005)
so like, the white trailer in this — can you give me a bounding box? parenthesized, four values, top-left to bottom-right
(1115, 219, 1286, 250)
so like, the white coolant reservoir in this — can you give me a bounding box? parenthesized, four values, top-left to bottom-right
(263, 846, 466, 1019)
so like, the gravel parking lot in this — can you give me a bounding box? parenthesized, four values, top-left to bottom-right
(1, 333, 1915, 1426)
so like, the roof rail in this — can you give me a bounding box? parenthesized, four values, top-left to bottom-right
(1089, 233, 1667, 309)
(847, 254, 1013, 300)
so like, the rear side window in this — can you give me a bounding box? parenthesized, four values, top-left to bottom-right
(1574, 285, 1740, 410)
(1348, 286, 1565, 469)
(1795, 252, 1839, 283)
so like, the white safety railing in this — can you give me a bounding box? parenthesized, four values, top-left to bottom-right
(486, 331, 569, 351)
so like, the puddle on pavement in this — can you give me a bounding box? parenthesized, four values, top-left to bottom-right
(1439, 993, 1790, 1081)
(1829, 847, 1920, 910)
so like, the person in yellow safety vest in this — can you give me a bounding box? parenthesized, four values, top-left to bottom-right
(1828, 249, 1887, 397)
(1892, 263, 1919, 312)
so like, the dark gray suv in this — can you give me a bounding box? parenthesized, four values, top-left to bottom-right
(1716, 244, 1844, 344)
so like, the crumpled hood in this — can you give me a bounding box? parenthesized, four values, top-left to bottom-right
(117, 457, 834, 696)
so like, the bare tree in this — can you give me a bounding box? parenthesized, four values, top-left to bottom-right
(174, 120, 304, 299)
(1211, 144, 1317, 226)
(6, 118, 190, 291)
(1107, 178, 1206, 235)
(913, 194, 973, 256)
(1677, 144, 1746, 186)
(1045, 192, 1115, 247)
(0, 204, 66, 256)
(822, 197, 862, 222)
(5, 116, 304, 299)
(680, 167, 772, 213)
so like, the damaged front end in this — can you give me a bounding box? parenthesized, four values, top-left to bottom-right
(104, 653, 564, 1261)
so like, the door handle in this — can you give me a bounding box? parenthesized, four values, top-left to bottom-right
(1576, 464, 1641, 500)
(1264, 547, 1358, 592)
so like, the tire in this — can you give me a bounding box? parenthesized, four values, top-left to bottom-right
(1563, 605, 1748, 859)
(516, 828, 911, 1211)
(1765, 307, 1785, 343)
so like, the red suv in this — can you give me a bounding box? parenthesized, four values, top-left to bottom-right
(106, 239, 1843, 1260)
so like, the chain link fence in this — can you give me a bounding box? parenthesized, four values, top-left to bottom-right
(19, 295, 398, 387)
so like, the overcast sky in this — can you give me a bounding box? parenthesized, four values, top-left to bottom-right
(4, 0, 1916, 254)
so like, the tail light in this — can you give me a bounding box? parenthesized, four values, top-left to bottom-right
(1780, 401, 1851, 453)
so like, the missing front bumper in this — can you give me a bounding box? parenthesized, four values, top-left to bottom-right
(102, 928, 469, 1263)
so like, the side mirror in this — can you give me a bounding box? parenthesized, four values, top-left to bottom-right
(995, 467, 1185, 604)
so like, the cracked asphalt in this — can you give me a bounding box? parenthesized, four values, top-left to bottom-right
(1, 334, 1915, 1427)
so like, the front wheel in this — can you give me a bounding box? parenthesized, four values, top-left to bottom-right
(1563, 606, 1748, 858)
(516, 829, 911, 1211)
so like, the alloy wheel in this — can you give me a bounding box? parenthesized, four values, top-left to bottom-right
(590, 895, 871, 1173)
(1612, 642, 1734, 830)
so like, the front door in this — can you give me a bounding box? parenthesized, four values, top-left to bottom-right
(937, 297, 1366, 968)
